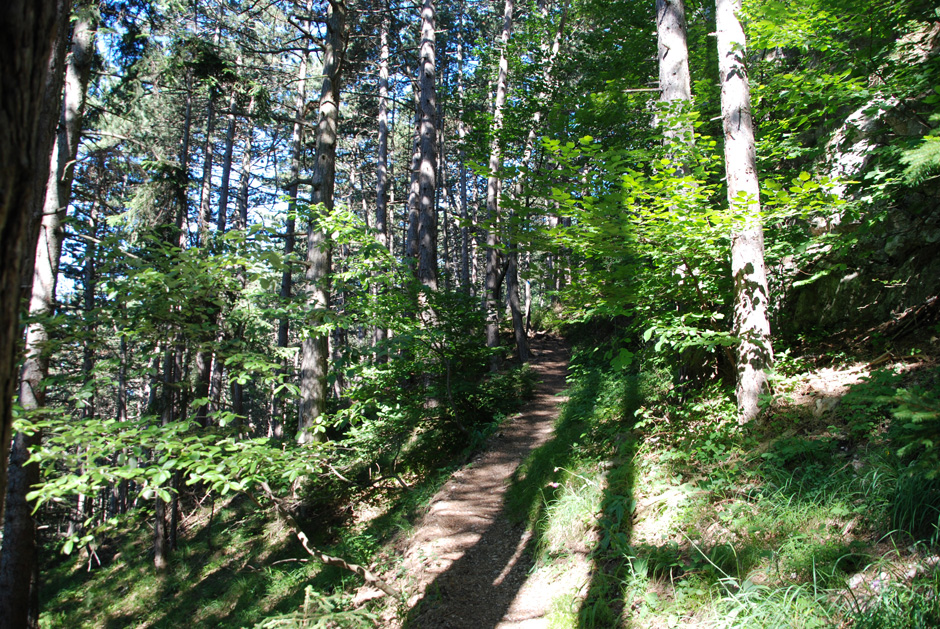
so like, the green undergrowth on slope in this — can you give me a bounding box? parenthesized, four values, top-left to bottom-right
(38, 364, 538, 628)
(512, 323, 940, 628)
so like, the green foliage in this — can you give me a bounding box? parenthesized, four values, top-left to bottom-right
(902, 127, 940, 184)
(849, 569, 940, 629)
(887, 385, 940, 473)
(252, 587, 376, 628)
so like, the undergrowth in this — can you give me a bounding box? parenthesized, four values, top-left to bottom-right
(526, 328, 940, 628)
(38, 362, 537, 628)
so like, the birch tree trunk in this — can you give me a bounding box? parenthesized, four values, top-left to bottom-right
(0, 9, 94, 626)
(716, 0, 773, 423)
(298, 0, 346, 444)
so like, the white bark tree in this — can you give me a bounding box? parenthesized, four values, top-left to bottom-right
(716, 0, 774, 423)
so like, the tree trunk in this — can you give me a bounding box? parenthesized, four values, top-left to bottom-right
(406, 115, 421, 262)
(279, 19, 311, 354)
(235, 96, 255, 233)
(416, 0, 438, 291)
(716, 0, 773, 423)
(174, 76, 193, 247)
(484, 0, 515, 369)
(457, 27, 470, 294)
(506, 249, 529, 362)
(0, 7, 88, 625)
(197, 100, 215, 243)
(374, 4, 391, 356)
(82, 202, 98, 420)
(656, 0, 693, 156)
(0, 0, 68, 524)
(298, 0, 346, 444)
(217, 84, 237, 233)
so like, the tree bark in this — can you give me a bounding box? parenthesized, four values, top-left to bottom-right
(0, 0, 69, 525)
(298, 0, 346, 444)
(484, 0, 515, 369)
(279, 13, 311, 355)
(197, 100, 215, 243)
(416, 0, 438, 291)
(375, 5, 390, 257)
(457, 22, 470, 293)
(656, 0, 693, 157)
(0, 7, 92, 625)
(373, 12, 390, 355)
(506, 250, 529, 362)
(716, 0, 773, 423)
(217, 84, 237, 233)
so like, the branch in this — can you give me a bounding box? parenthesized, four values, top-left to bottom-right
(247, 482, 402, 600)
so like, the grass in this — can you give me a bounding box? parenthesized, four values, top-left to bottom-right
(518, 337, 940, 628)
(36, 439, 465, 628)
(38, 334, 940, 627)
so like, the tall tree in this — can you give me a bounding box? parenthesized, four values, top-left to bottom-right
(716, 0, 773, 423)
(484, 0, 515, 368)
(0, 4, 91, 626)
(374, 1, 391, 353)
(656, 0, 693, 157)
(416, 0, 439, 291)
(298, 0, 347, 444)
(0, 0, 69, 524)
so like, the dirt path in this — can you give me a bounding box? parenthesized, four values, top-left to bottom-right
(387, 336, 576, 628)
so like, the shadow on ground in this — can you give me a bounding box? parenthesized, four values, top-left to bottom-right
(402, 337, 571, 628)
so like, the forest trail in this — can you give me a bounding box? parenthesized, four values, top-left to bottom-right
(387, 335, 578, 628)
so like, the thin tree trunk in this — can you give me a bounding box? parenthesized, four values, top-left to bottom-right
(235, 97, 255, 233)
(82, 202, 99, 420)
(197, 100, 215, 243)
(154, 494, 168, 570)
(505, 0, 566, 362)
(437, 54, 451, 291)
(217, 85, 237, 233)
(299, 0, 346, 444)
(279, 23, 311, 353)
(374, 6, 390, 356)
(484, 0, 515, 369)
(716, 0, 773, 423)
(206, 83, 240, 420)
(0, 11, 92, 625)
(457, 24, 470, 293)
(406, 104, 421, 261)
(524, 250, 532, 333)
(231, 99, 254, 424)
(416, 0, 438, 291)
(174, 75, 193, 247)
(506, 250, 529, 362)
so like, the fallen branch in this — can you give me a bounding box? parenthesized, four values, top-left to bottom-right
(245, 483, 402, 600)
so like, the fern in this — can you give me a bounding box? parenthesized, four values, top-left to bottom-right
(901, 135, 940, 184)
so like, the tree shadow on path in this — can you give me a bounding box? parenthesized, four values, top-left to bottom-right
(402, 336, 570, 628)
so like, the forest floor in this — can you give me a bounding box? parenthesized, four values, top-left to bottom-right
(36, 329, 940, 628)
(378, 335, 579, 628)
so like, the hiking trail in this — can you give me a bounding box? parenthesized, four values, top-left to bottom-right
(380, 335, 588, 628)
